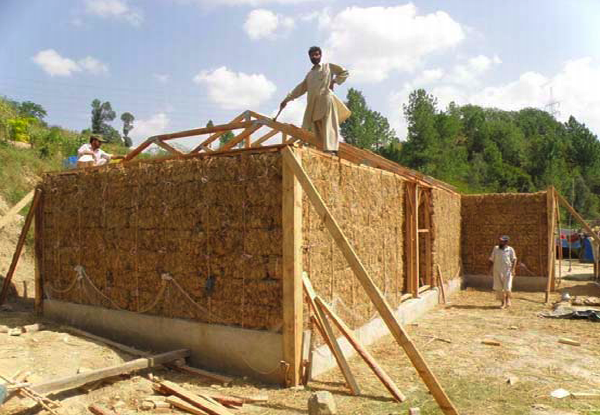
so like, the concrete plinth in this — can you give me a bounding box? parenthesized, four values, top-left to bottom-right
(44, 300, 284, 384)
(463, 274, 548, 292)
(310, 278, 461, 378)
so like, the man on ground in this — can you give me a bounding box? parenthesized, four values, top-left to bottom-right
(488, 235, 517, 309)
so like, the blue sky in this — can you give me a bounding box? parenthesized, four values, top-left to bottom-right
(1, 0, 599, 148)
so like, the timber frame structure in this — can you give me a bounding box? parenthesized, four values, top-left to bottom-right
(20, 110, 597, 414)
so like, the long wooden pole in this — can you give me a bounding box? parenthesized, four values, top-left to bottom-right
(545, 187, 556, 303)
(34, 189, 44, 315)
(303, 276, 360, 395)
(0, 190, 34, 231)
(0, 188, 42, 306)
(31, 349, 190, 395)
(282, 147, 459, 414)
(314, 295, 406, 402)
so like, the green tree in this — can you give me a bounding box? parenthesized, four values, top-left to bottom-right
(121, 112, 135, 147)
(341, 88, 396, 150)
(91, 99, 122, 144)
(18, 101, 47, 122)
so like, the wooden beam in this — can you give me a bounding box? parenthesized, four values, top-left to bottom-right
(555, 190, 599, 244)
(34, 189, 44, 315)
(423, 191, 433, 287)
(0, 190, 34, 231)
(218, 124, 262, 152)
(156, 121, 253, 142)
(545, 188, 556, 303)
(64, 326, 232, 384)
(122, 138, 153, 162)
(315, 296, 406, 402)
(246, 111, 457, 193)
(436, 265, 447, 305)
(251, 129, 279, 147)
(0, 188, 42, 306)
(154, 139, 184, 156)
(31, 349, 190, 395)
(191, 113, 248, 153)
(414, 184, 420, 296)
(281, 153, 303, 387)
(303, 275, 360, 395)
(282, 147, 458, 414)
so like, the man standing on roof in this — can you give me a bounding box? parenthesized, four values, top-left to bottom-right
(279, 46, 350, 155)
(488, 235, 517, 309)
(77, 135, 123, 168)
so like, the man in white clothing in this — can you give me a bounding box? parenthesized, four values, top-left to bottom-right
(279, 46, 350, 155)
(488, 235, 517, 308)
(77, 135, 123, 168)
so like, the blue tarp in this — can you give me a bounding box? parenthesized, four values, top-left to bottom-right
(582, 237, 595, 263)
(62, 156, 78, 169)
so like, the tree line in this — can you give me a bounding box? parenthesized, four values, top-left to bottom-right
(341, 88, 600, 219)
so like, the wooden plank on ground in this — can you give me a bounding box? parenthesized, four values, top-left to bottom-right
(158, 381, 233, 415)
(88, 404, 119, 415)
(64, 326, 233, 384)
(282, 147, 459, 415)
(30, 349, 190, 395)
(303, 276, 360, 395)
(0, 188, 42, 306)
(314, 295, 406, 402)
(281, 153, 303, 387)
(167, 396, 210, 415)
(0, 190, 34, 230)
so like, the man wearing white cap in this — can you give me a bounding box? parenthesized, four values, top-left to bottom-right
(488, 235, 517, 308)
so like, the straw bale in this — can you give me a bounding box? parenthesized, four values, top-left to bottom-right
(432, 189, 462, 281)
(40, 150, 284, 331)
(298, 147, 404, 332)
(461, 192, 549, 276)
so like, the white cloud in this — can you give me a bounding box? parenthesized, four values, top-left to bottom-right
(193, 66, 277, 110)
(448, 54, 501, 85)
(321, 4, 464, 83)
(32, 50, 81, 77)
(32, 49, 109, 77)
(85, 0, 143, 26)
(154, 73, 170, 83)
(130, 113, 170, 143)
(388, 57, 600, 139)
(244, 9, 294, 40)
(175, 0, 320, 6)
(78, 56, 109, 75)
(275, 99, 304, 126)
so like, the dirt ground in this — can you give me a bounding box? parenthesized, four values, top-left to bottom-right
(0, 196, 35, 299)
(1, 262, 600, 415)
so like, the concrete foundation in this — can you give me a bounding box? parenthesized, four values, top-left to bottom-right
(463, 274, 548, 292)
(310, 278, 461, 378)
(44, 300, 284, 384)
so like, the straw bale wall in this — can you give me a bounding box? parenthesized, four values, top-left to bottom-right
(461, 192, 549, 276)
(299, 147, 405, 331)
(40, 151, 284, 330)
(432, 189, 462, 281)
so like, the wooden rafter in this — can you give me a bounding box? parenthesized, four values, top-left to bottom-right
(154, 139, 184, 156)
(251, 129, 279, 147)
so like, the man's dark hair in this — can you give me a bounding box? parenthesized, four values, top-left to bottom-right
(308, 46, 322, 56)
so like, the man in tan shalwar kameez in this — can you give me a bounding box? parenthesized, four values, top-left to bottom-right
(280, 46, 350, 154)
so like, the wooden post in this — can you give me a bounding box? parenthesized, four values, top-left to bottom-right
(315, 296, 406, 402)
(405, 183, 415, 295)
(0, 188, 42, 306)
(414, 184, 420, 297)
(557, 196, 562, 285)
(545, 188, 556, 303)
(34, 189, 44, 315)
(281, 153, 303, 387)
(304, 277, 360, 395)
(423, 191, 433, 286)
(282, 148, 459, 414)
